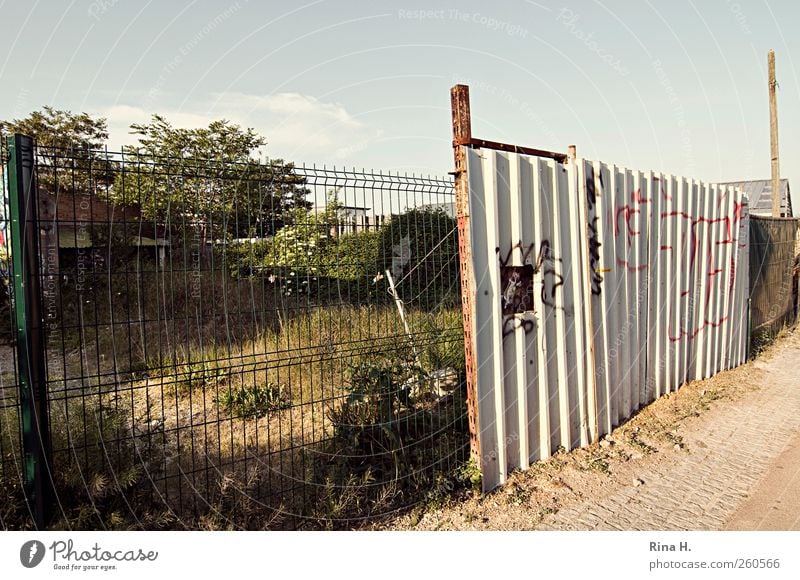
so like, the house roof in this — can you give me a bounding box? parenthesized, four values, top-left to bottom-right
(717, 178, 792, 217)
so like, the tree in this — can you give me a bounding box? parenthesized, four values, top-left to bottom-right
(110, 115, 310, 245)
(0, 106, 111, 194)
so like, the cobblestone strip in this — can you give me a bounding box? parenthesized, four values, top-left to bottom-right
(538, 347, 800, 530)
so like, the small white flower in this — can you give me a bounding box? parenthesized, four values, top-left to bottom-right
(268, 274, 276, 283)
(373, 272, 384, 283)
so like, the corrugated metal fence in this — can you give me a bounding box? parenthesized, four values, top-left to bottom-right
(749, 216, 800, 347)
(465, 148, 750, 491)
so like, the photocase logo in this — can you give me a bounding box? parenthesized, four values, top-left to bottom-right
(20, 540, 46, 568)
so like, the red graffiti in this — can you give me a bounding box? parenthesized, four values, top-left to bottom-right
(611, 188, 743, 343)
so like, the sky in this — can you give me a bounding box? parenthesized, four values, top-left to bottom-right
(1, 0, 799, 207)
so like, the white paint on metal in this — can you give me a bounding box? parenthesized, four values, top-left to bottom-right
(464, 148, 750, 491)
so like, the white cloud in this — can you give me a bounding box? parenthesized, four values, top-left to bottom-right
(100, 93, 380, 163)
(103, 104, 217, 151)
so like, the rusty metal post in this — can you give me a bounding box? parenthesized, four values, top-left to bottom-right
(450, 84, 480, 464)
(567, 144, 577, 163)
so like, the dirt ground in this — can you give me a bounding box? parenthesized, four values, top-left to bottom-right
(379, 330, 795, 531)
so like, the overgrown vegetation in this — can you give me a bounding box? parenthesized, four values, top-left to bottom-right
(229, 204, 458, 307)
(1, 109, 467, 530)
(304, 347, 469, 529)
(0, 396, 174, 530)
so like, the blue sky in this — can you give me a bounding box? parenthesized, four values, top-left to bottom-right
(1, 0, 798, 206)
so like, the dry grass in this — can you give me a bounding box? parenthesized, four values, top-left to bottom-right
(0, 299, 466, 529)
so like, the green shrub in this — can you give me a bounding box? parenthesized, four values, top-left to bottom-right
(375, 208, 459, 309)
(322, 229, 381, 281)
(227, 206, 459, 310)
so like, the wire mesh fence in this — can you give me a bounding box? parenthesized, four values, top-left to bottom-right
(749, 216, 800, 353)
(0, 134, 470, 529)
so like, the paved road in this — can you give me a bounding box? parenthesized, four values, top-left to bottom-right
(538, 334, 800, 531)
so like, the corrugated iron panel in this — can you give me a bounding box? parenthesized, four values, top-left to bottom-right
(465, 148, 750, 491)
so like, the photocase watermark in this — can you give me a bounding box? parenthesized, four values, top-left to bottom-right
(398, 9, 529, 38)
(725, 0, 752, 35)
(13, 87, 30, 119)
(652, 59, 694, 174)
(87, 0, 120, 21)
(453, 75, 559, 146)
(20, 538, 159, 572)
(19, 540, 46, 569)
(334, 131, 383, 160)
(594, 285, 648, 380)
(143, 0, 248, 111)
(556, 7, 629, 76)
(482, 430, 519, 465)
(190, 225, 202, 299)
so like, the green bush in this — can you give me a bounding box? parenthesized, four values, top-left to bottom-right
(322, 229, 381, 281)
(374, 208, 459, 309)
(228, 206, 459, 310)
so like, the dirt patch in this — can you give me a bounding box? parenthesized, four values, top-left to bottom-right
(378, 331, 792, 530)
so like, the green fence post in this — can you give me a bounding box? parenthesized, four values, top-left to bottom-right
(6, 133, 53, 529)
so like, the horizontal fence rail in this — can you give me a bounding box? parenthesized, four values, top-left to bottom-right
(464, 148, 750, 491)
(0, 136, 470, 529)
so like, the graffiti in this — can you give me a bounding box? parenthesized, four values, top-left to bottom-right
(496, 240, 564, 309)
(534, 240, 564, 308)
(586, 168, 603, 295)
(502, 316, 535, 338)
(498, 239, 565, 338)
(610, 180, 743, 342)
(613, 188, 651, 272)
(501, 265, 534, 314)
(662, 209, 739, 342)
(497, 241, 539, 267)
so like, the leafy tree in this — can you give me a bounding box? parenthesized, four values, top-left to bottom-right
(0, 106, 111, 194)
(110, 115, 310, 245)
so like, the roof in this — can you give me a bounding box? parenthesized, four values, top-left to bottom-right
(717, 179, 792, 217)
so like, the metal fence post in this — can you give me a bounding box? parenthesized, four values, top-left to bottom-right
(450, 85, 481, 465)
(6, 133, 53, 529)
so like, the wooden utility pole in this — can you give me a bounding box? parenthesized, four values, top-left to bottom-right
(768, 49, 781, 217)
(450, 84, 480, 463)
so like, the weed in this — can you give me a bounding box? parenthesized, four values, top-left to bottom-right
(627, 431, 657, 455)
(174, 361, 229, 393)
(506, 484, 530, 506)
(586, 454, 610, 475)
(216, 383, 291, 418)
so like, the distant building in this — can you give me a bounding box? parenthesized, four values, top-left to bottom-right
(417, 201, 456, 219)
(717, 179, 792, 217)
(312, 204, 389, 235)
